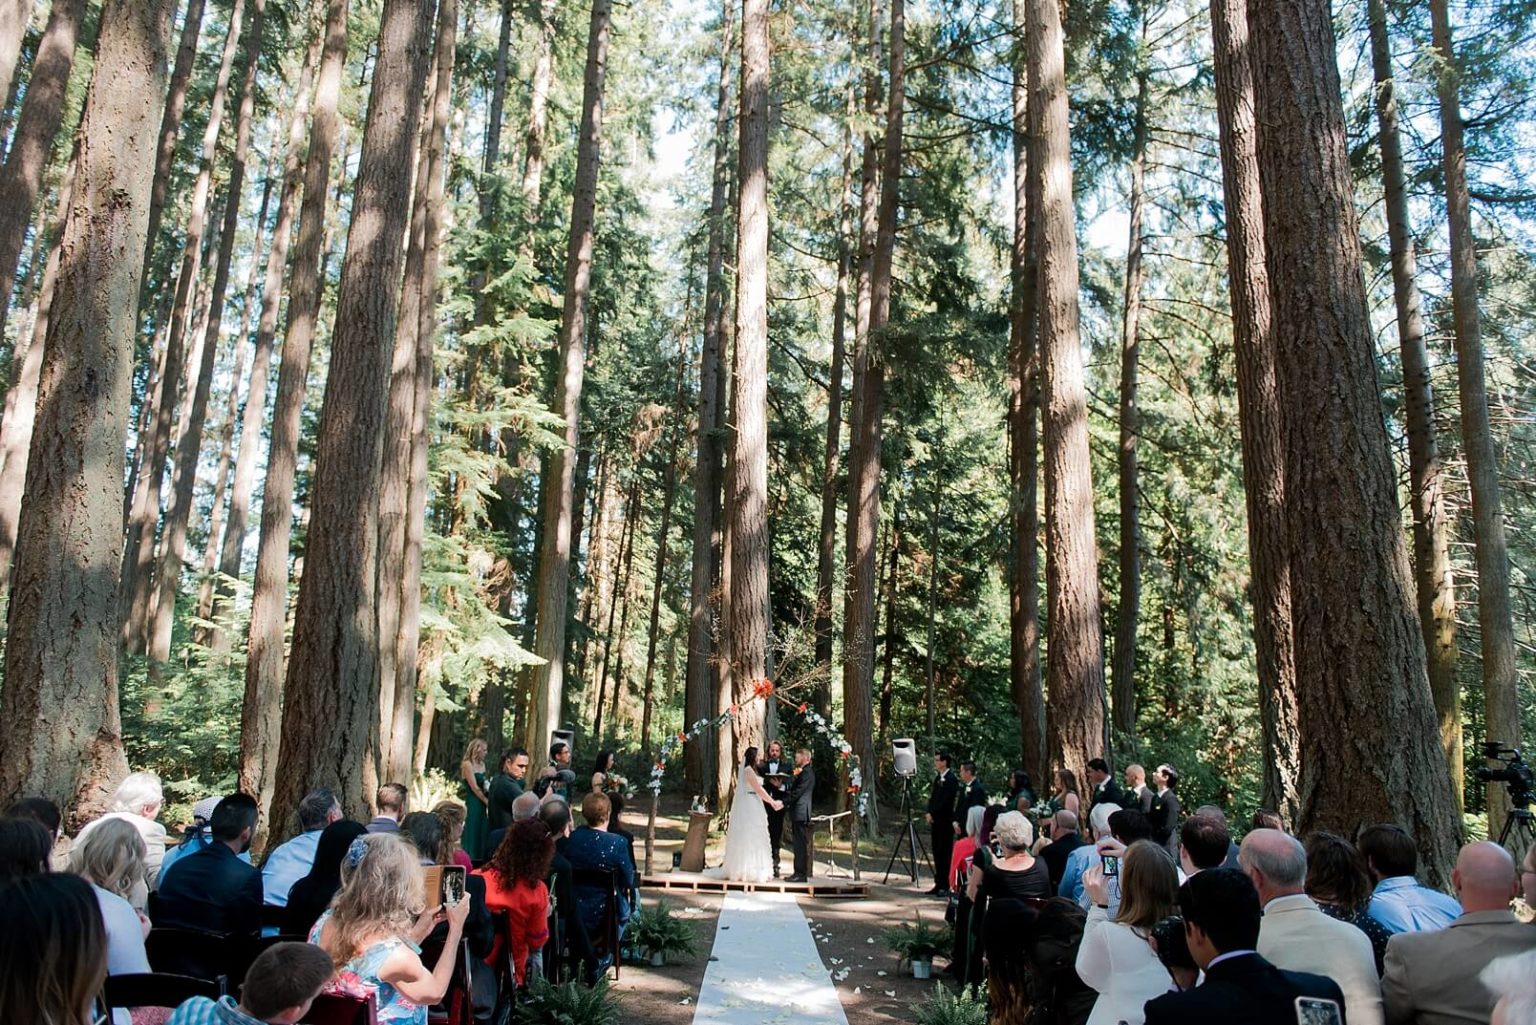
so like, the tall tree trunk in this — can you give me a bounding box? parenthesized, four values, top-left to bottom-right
(1029, 0, 1106, 780)
(1429, 0, 1519, 838)
(519, 0, 557, 222)
(876, 502, 901, 752)
(0, 0, 174, 820)
(684, 0, 732, 797)
(607, 489, 641, 737)
(0, 148, 72, 594)
(728, 0, 773, 766)
(480, 0, 511, 223)
(844, 0, 882, 814)
(525, 0, 612, 757)
(141, 0, 205, 296)
(212, 27, 321, 649)
(0, 0, 27, 111)
(1367, 0, 1461, 805)
(239, 0, 349, 825)
(1247, 0, 1459, 884)
(1008, 0, 1045, 780)
(814, 109, 854, 719)
(0, 0, 84, 328)
(1112, 58, 1147, 743)
(593, 469, 639, 739)
(392, 0, 456, 784)
(147, 0, 267, 676)
(120, 0, 245, 653)
(1210, 0, 1299, 823)
(270, 0, 435, 833)
(640, 352, 687, 759)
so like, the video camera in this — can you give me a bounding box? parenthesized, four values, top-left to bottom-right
(1475, 741, 1534, 808)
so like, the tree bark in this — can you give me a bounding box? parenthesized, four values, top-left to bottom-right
(1009, 0, 1045, 781)
(1112, 56, 1148, 743)
(140, 0, 205, 296)
(876, 502, 901, 752)
(237, 0, 346, 824)
(146, 0, 266, 675)
(480, 0, 511, 224)
(1028, 0, 1106, 780)
(0, 0, 84, 334)
(519, 0, 557, 223)
(1210, 0, 1299, 823)
(525, 0, 612, 757)
(120, 0, 245, 653)
(640, 351, 687, 759)
(683, 0, 732, 798)
(1367, 0, 1461, 806)
(212, 26, 321, 650)
(1246, 0, 1459, 884)
(0, 0, 174, 820)
(1429, 0, 1519, 839)
(0, 0, 26, 111)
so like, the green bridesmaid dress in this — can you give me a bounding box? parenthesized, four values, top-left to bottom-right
(462, 770, 489, 862)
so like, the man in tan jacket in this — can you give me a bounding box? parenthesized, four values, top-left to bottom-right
(1382, 841, 1536, 1025)
(1241, 828, 1383, 1025)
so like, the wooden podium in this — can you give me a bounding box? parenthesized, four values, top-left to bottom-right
(679, 810, 713, 873)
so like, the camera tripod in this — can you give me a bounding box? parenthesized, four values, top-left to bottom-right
(883, 773, 932, 885)
(1495, 805, 1535, 850)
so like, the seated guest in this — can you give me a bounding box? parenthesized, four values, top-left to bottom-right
(1062, 807, 1155, 915)
(1075, 840, 1180, 1025)
(166, 941, 333, 1025)
(0, 873, 108, 1025)
(1241, 828, 1383, 1025)
(311, 833, 472, 1025)
(6, 796, 68, 867)
(1305, 831, 1394, 974)
(1481, 948, 1536, 1025)
(1382, 841, 1536, 1024)
(1143, 868, 1345, 1024)
(74, 771, 168, 905)
(966, 811, 1052, 904)
(155, 793, 263, 937)
(947, 805, 987, 987)
(0, 815, 52, 882)
(539, 799, 599, 982)
(1029, 897, 1101, 1022)
(1040, 809, 1088, 889)
(160, 796, 254, 888)
(368, 783, 409, 833)
(1178, 813, 1231, 877)
(564, 792, 636, 941)
(1361, 823, 1461, 935)
(513, 792, 542, 822)
(400, 811, 494, 962)
(400, 811, 445, 867)
(71, 818, 152, 1025)
(1251, 808, 1284, 832)
(1192, 805, 1242, 869)
(261, 787, 342, 906)
(432, 801, 474, 870)
(477, 819, 553, 987)
(951, 806, 987, 893)
(282, 819, 368, 937)
(981, 891, 1043, 1024)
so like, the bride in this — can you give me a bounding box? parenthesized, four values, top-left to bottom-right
(716, 746, 783, 882)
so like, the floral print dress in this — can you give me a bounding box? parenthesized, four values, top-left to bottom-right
(309, 911, 425, 1024)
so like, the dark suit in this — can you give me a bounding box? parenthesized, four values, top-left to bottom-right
(1089, 777, 1126, 811)
(1143, 952, 1346, 1025)
(487, 772, 523, 832)
(1132, 783, 1155, 815)
(1038, 831, 1087, 889)
(1150, 788, 1181, 856)
(927, 769, 960, 890)
(155, 842, 263, 937)
(760, 758, 791, 875)
(954, 777, 988, 835)
(786, 764, 814, 879)
(548, 842, 598, 980)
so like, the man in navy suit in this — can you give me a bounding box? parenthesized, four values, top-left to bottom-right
(1144, 868, 1347, 1025)
(783, 749, 816, 882)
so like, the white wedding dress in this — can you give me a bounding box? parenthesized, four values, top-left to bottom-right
(717, 765, 775, 882)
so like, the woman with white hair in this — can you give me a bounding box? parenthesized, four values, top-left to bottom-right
(72, 771, 167, 909)
(965, 811, 1052, 903)
(1484, 949, 1536, 1025)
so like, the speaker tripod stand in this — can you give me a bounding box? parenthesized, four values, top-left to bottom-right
(883, 774, 932, 884)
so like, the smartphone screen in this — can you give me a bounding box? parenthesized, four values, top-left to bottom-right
(1102, 854, 1119, 878)
(1295, 996, 1344, 1025)
(441, 865, 467, 907)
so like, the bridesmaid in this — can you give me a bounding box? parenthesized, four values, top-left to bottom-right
(459, 738, 490, 863)
(590, 750, 616, 795)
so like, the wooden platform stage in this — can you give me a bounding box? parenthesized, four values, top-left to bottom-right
(640, 870, 870, 898)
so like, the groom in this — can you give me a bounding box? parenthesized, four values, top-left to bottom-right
(784, 748, 815, 883)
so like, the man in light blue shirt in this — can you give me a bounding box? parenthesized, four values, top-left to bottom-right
(260, 788, 341, 907)
(1360, 822, 1461, 934)
(1060, 800, 1119, 907)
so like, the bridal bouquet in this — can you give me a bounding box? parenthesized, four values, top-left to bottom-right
(602, 773, 636, 798)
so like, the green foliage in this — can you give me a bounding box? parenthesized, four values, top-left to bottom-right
(912, 984, 989, 1025)
(511, 977, 621, 1025)
(626, 898, 699, 959)
(884, 913, 953, 966)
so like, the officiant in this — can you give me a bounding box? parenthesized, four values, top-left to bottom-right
(760, 741, 792, 878)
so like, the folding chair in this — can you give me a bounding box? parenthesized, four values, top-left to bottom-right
(101, 972, 223, 1014)
(419, 935, 474, 1025)
(570, 866, 623, 981)
(300, 992, 379, 1025)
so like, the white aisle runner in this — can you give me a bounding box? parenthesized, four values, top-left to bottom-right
(691, 891, 851, 1025)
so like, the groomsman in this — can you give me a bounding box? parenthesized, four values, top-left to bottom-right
(760, 741, 791, 878)
(1124, 763, 1155, 815)
(926, 753, 960, 896)
(1087, 758, 1125, 812)
(954, 761, 987, 838)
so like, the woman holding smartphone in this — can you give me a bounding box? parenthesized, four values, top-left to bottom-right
(1076, 840, 1181, 1025)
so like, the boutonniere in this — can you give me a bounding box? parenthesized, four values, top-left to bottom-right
(793, 766, 803, 777)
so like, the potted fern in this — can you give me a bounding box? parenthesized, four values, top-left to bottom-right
(512, 977, 619, 1025)
(627, 898, 698, 967)
(884, 913, 951, 980)
(913, 984, 988, 1025)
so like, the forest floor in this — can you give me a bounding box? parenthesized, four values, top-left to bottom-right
(613, 797, 957, 1025)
